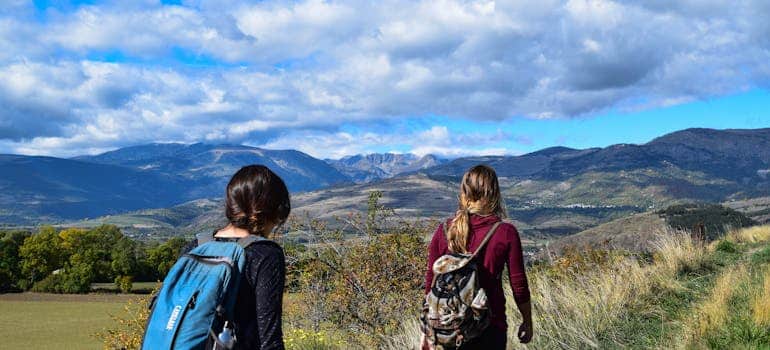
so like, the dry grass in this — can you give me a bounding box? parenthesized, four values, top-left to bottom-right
(504, 230, 705, 349)
(730, 225, 770, 244)
(516, 260, 649, 348)
(751, 268, 770, 328)
(689, 265, 748, 339)
(651, 228, 707, 278)
(382, 318, 422, 350)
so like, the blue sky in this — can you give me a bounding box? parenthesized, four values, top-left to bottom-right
(1, 0, 769, 158)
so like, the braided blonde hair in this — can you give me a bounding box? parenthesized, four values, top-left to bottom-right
(446, 165, 507, 253)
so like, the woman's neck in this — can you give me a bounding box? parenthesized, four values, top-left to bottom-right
(214, 224, 253, 238)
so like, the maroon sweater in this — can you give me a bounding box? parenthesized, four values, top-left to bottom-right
(424, 214, 531, 332)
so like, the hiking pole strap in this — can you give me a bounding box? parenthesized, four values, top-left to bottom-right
(470, 221, 502, 260)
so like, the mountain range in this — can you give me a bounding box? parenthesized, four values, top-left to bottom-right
(326, 153, 446, 183)
(0, 143, 444, 224)
(2, 128, 770, 238)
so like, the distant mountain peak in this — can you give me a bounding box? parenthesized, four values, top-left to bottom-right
(68, 142, 350, 195)
(327, 152, 447, 183)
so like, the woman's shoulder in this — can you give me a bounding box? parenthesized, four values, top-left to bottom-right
(496, 219, 521, 239)
(244, 238, 284, 252)
(243, 240, 285, 262)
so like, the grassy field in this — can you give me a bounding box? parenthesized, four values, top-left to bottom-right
(0, 293, 139, 350)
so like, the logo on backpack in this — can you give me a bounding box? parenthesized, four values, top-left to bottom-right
(420, 221, 502, 349)
(165, 305, 183, 331)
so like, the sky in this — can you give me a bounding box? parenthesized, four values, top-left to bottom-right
(1, 0, 769, 159)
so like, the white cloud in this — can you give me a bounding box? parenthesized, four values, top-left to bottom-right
(0, 0, 769, 157)
(259, 125, 518, 159)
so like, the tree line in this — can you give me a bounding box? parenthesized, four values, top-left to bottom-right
(0, 224, 187, 293)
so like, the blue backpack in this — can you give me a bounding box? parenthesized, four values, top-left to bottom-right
(142, 233, 262, 350)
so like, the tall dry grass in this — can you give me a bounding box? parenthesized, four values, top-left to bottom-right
(651, 228, 707, 278)
(751, 267, 770, 328)
(502, 230, 698, 349)
(382, 318, 423, 349)
(729, 225, 770, 244)
(687, 265, 749, 340)
(509, 259, 651, 348)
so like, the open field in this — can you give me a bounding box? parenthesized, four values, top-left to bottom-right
(0, 293, 139, 350)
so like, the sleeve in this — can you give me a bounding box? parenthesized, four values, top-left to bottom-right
(424, 223, 444, 294)
(251, 245, 286, 350)
(506, 224, 531, 304)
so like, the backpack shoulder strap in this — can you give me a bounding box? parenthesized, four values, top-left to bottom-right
(236, 234, 266, 249)
(470, 221, 502, 260)
(197, 231, 267, 249)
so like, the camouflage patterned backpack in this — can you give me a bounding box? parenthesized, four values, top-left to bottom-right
(420, 221, 502, 349)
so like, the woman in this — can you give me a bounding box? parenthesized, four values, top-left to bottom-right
(182, 164, 289, 350)
(424, 165, 533, 349)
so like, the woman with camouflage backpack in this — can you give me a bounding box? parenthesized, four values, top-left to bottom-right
(421, 165, 532, 349)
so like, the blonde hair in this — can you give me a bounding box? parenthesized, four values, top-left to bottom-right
(447, 165, 507, 253)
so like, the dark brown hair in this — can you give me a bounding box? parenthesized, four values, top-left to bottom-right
(225, 164, 291, 236)
(447, 164, 507, 253)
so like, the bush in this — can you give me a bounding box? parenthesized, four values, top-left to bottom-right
(115, 275, 133, 293)
(96, 294, 153, 349)
(31, 265, 92, 294)
(286, 191, 432, 346)
(715, 240, 739, 253)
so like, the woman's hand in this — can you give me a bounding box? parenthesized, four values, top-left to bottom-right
(517, 320, 533, 343)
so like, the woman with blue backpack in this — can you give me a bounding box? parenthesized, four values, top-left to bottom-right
(421, 165, 533, 349)
(143, 164, 289, 350)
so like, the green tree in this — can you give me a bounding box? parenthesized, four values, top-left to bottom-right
(0, 230, 31, 292)
(29, 224, 133, 293)
(19, 226, 66, 289)
(146, 237, 188, 280)
(111, 238, 137, 292)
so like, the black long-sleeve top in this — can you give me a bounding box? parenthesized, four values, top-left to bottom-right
(181, 235, 286, 350)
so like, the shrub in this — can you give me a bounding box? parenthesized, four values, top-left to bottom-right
(287, 191, 431, 346)
(31, 264, 93, 293)
(715, 240, 739, 253)
(96, 294, 152, 349)
(115, 275, 133, 293)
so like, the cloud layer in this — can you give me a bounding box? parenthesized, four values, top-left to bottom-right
(1, 0, 769, 157)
